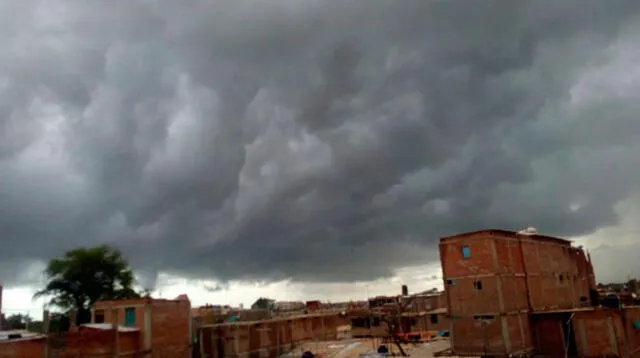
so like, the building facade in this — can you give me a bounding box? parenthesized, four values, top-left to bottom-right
(439, 229, 597, 356)
(92, 295, 192, 358)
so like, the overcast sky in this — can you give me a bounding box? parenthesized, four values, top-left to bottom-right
(3, 0, 640, 314)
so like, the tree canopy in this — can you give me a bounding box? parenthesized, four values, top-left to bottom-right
(4, 313, 32, 330)
(251, 297, 275, 310)
(34, 245, 141, 324)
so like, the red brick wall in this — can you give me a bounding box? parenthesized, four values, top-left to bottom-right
(94, 297, 191, 358)
(200, 313, 348, 358)
(151, 299, 191, 358)
(0, 338, 46, 358)
(623, 307, 640, 352)
(0, 330, 139, 358)
(522, 239, 592, 311)
(425, 313, 449, 332)
(403, 292, 447, 312)
(531, 314, 566, 357)
(441, 230, 595, 318)
(573, 309, 628, 357)
(450, 313, 531, 356)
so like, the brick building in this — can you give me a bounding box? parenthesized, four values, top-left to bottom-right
(197, 312, 348, 358)
(92, 294, 192, 358)
(439, 229, 597, 356)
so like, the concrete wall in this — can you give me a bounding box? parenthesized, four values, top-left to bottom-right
(199, 313, 348, 358)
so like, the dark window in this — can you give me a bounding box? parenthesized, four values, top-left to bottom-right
(430, 314, 438, 324)
(94, 310, 105, 324)
(462, 245, 471, 258)
(474, 315, 495, 321)
(559, 274, 564, 283)
(351, 318, 369, 328)
(473, 280, 483, 290)
(124, 307, 136, 327)
(372, 317, 381, 327)
(446, 279, 454, 286)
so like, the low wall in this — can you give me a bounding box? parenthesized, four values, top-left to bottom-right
(0, 328, 140, 358)
(198, 313, 348, 358)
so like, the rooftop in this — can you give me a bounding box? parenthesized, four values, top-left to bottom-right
(81, 323, 139, 332)
(0, 330, 45, 342)
(440, 229, 572, 246)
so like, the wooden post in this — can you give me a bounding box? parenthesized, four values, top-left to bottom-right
(112, 307, 119, 358)
(43, 310, 50, 358)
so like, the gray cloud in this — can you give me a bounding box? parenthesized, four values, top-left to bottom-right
(2, 0, 640, 288)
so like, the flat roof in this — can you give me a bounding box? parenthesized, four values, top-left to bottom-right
(81, 323, 139, 332)
(440, 229, 572, 246)
(0, 330, 45, 342)
(200, 311, 343, 328)
(532, 307, 595, 315)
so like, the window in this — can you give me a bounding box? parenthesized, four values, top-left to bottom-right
(372, 317, 381, 327)
(430, 314, 438, 324)
(461, 245, 471, 258)
(473, 315, 495, 322)
(473, 280, 483, 290)
(351, 318, 369, 328)
(94, 310, 105, 324)
(124, 307, 136, 327)
(446, 279, 455, 286)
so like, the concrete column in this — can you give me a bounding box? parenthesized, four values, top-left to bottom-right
(607, 317, 619, 356)
(69, 309, 78, 332)
(43, 310, 50, 358)
(144, 302, 152, 354)
(112, 307, 119, 358)
(234, 326, 239, 356)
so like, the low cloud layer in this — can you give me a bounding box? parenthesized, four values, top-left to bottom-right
(2, 0, 640, 288)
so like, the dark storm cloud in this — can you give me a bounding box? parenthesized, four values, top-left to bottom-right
(2, 0, 640, 287)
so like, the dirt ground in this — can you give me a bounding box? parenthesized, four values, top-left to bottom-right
(281, 338, 458, 358)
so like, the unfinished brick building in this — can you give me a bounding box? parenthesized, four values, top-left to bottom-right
(92, 295, 192, 357)
(439, 229, 596, 356)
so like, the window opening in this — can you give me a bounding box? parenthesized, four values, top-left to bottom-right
(462, 245, 471, 258)
(124, 307, 136, 327)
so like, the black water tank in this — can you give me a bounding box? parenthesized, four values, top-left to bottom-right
(401, 285, 408, 296)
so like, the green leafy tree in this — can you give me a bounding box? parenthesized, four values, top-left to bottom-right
(34, 245, 141, 325)
(251, 297, 275, 311)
